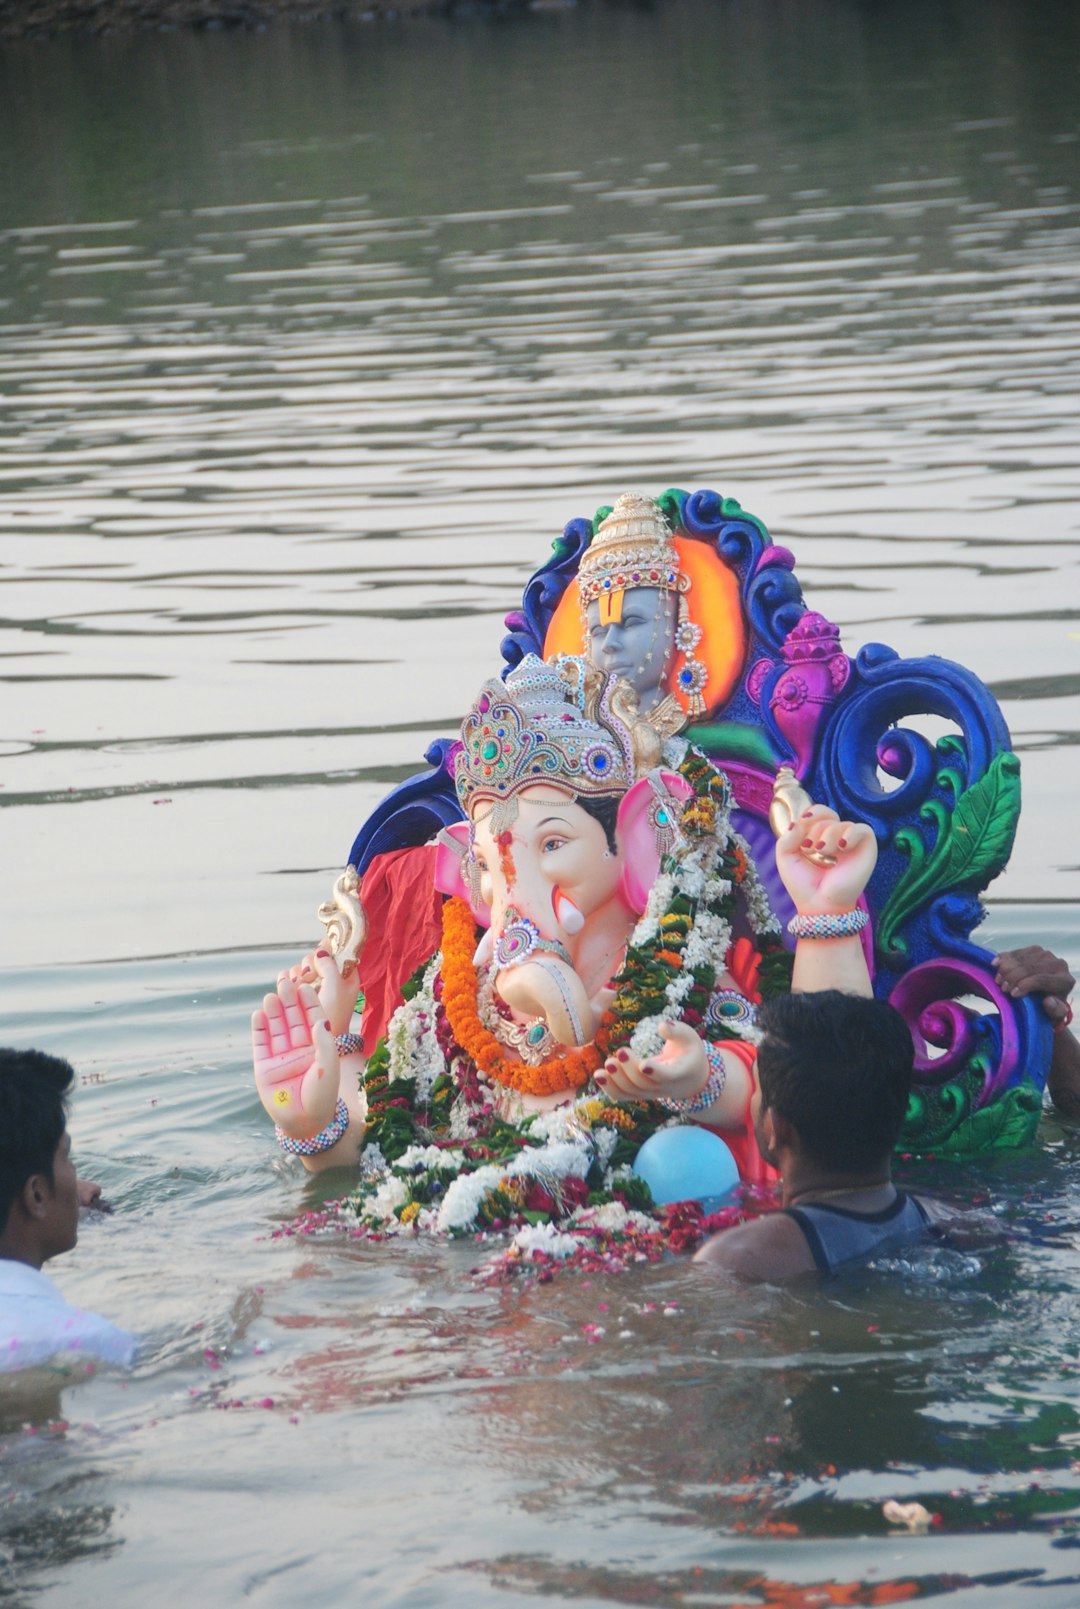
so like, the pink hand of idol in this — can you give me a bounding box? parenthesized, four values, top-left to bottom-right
(597, 1019, 709, 1103)
(252, 977, 339, 1138)
(282, 948, 362, 1037)
(775, 804, 877, 915)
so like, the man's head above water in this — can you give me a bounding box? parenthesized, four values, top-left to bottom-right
(0, 1047, 80, 1270)
(694, 992, 933, 1281)
(753, 991, 915, 1177)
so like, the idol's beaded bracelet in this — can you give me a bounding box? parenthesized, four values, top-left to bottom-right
(787, 908, 869, 941)
(659, 1040, 728, 1115)
(276, 1097, 350, 1158)
(335, 1032, 364, 1056)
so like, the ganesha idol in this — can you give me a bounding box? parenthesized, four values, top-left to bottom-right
(253, 486, 1049, 1241)
(253, 649, 881, 1244)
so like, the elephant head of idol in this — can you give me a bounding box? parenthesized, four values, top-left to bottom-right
(434, 656, 692, 1049)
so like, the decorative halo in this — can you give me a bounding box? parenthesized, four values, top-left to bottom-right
(543, 532, 747, 717)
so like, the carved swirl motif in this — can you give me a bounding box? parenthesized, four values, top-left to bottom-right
(316, 865, 368, 974)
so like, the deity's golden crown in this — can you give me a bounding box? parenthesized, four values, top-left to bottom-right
(576, 493, 689, 608)
(455, 656, 637, 818)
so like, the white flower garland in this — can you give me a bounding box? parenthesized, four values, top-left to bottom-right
(628, 830, 732, 1062)
(734, 828, 783, 937)
(349, 1090, 655, 1240)
(387, 955, 445, 1104)
(625, 744, 781, 1060)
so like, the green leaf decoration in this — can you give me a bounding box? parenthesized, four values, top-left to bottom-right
(876, 751, 1021, 964)
(899, 1081, 1042, 1158)
(656, 488, 688, 531)
(686, 720, 781, 768)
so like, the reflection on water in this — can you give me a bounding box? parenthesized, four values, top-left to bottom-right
(1, 0, 1078, 961)
(1, 0, 1079, 1602)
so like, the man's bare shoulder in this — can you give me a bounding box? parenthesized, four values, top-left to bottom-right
(693, 1210, 818, 1282)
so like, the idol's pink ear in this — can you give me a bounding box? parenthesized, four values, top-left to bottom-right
(434, 823, 492, 927)
(616, 770, 695, 915)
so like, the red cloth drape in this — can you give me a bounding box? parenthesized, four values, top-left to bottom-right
(358, 845, 444, 1052)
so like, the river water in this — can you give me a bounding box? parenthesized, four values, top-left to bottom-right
(1, 1, 1079, 1602)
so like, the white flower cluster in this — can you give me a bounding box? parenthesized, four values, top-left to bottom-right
(396, 1143, 464, 1173)
(435, 1163, 506, 1232)
(630, 872, 675, 948)
(434, 1131, 592, 1233)
(370, 1174, 409, 1219)
(359, 1140, 388, 1181)
(386, 956, 445, 1103)
(574, 1199, 655, 1234)
(508, 1199, 656, 1263)
(510, 1222, 580, 1260)
(732, 828, 782, 936)
(682, 905, 730, 969)
(627, 823, 734, 1062)
(629, 1013, 667, 1060)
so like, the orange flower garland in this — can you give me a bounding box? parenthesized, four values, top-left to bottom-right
(440, 896, 611, 1096)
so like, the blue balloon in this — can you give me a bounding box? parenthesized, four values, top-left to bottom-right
(633, 1125, 740, 1213)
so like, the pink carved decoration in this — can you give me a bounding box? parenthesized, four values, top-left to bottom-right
(769, 612, 851, 780)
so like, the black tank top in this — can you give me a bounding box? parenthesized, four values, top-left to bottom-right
(784, 1191, 932, 1274)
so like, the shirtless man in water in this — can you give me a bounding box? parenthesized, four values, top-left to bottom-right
(697, 946, 1077, 1280)
(695, 990, 972, 1281)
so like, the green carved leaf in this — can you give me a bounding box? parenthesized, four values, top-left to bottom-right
(687, 720, 781, 768)
(656, 488, 688, 531)
(899, 1081, 1042, 1158)
(876, 751, 1021, 963)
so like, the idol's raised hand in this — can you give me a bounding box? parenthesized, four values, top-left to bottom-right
(282, 948, 362, 1037)
(252, 977, 339, 1139)
(775, 803, 877, 915)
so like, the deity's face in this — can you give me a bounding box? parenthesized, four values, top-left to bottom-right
(470, 784, 624, 944)
(586, 587, 677, 713)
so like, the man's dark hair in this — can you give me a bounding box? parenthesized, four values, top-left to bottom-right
(0, 1048, 74, 1234)
(755, 992, 914, 1173)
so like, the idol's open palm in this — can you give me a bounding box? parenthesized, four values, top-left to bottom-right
(252, 978, 339, 1137)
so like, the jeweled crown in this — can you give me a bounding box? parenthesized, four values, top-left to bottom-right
(455, 656, 635, 819)
(576, 493, 689, 608)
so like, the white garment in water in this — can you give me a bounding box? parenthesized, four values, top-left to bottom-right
(0, 1258, 137, 1373)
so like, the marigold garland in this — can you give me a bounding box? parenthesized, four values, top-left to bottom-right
(440, 895, 612, 1095)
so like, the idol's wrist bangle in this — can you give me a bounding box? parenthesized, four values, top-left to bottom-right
(276, 1097, 350, 1157)
(659, 1042, 728, 1115)
(335, 1032, 364, 1056)
(788, 908, 869, 941)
